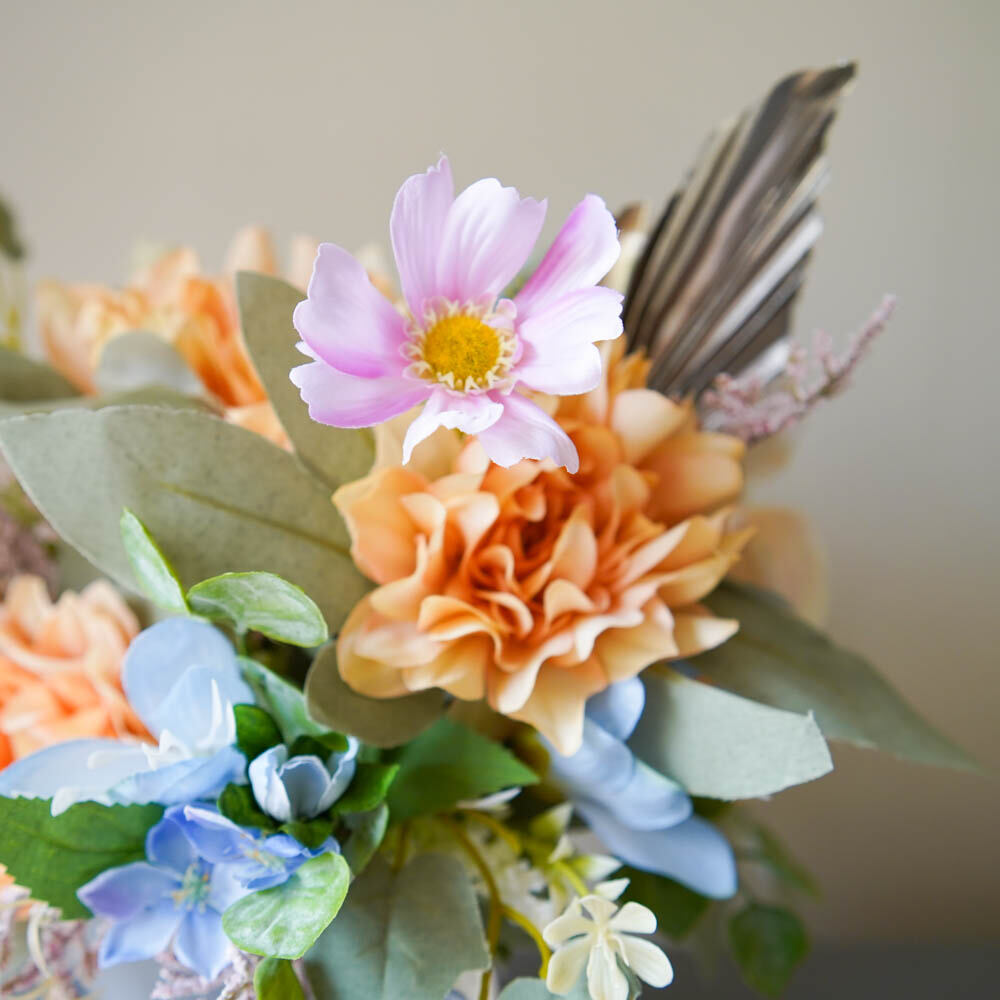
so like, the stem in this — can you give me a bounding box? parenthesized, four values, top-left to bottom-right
(552, 860, 590, 899)
(393, 821, 411, 872)
(500, 904, 551, 979)
(439, 817, 502, 1000)
(465, 810, 522, 854)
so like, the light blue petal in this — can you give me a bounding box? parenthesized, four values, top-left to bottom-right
(146, 808, 197, 876)
(209, 863, 250, 911)
(0, 739, 148, 809)
(123, 618, 252, 737)
(320, 738, 359, 812)
(586, 677, 646, 741)
(604, 759, 691, 832)
(249, 745, 292, 822)
(174, 907, 233, 980)
(78, 862, 178, 919)
(578, 803, 738, 899)
(548, 718, 636, 799)
(98, 899, 182, 967)
(113, 747, 246, 807)
(177, 806, 253, 865)
(279, 755, 335, 819)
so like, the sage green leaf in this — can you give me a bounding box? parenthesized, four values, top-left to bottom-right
(332, 762, 399, 815)
(0, 345, 79, 402)
(743, 823, 820, 898)
(497, 979, 591, 1000)
(119, 508, 188, 614)
(0, 406, 370, 631)
(233, 704, 284, 761)
(0, 384, 212, 418)
(95, 331, 205, 397)
(728, 903, 809, 997)
(700, 582, 977, 770)
(621, 866, 711, 939)
(305, 644, 446, 748)
(236, 272, 374, 490)
(631, 669, 832, 799)
(188, 571, 328, 646)
(240, 657, 330, 745)
(223, 852, 350, 959)
(0, 797, 163, 919)
(341, 804, 389, 876)
(388, 717, 538, 821)
(305, 854, 489, 1000)
(254, 957, 305, 1000)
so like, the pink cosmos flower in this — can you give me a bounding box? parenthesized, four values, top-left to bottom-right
(290, 157, 623, 473)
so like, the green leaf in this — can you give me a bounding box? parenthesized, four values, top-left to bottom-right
(630, 668, 832, 799)
(341, 804, 389, 876)
(119, 508, 188, 614)
(305, 854, 489, 1000)
(95, 330, 205, 397)
(0, 797, 163, 919)
(289, 732, 349, 756)
(388, 718, 537, 821)
(254, 957, 305, 1000)
(217, 783, 274, 831)
(333, 762, 399, 815)
(236, 272, 375, 490)
(621, 866, 711, 939)
(0, 345, 79, 403)
(728, 903, 809, 997)
(233, 704, 284, 761)
(280, 817, 334, 851)
(0, 197, 25, 260)
(188, 571, 328, 647)
(700, 582, 978, 771)
(240, 657, 330, 745)
(0, 405, 370, 632)
(305, 644, 446, 748)
(744, 824, 820, 899)
(223, 852, 350, 959)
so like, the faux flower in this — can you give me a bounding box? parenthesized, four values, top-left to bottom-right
(332, 341, 750, 754)
(36, 226, 314, 446)
(0, 618, 252, 813)
(78, 805, 246, 980)
(548, 676, 736, 897)
(177, 806, 333, 891)
(0, 575, 146, 768)
(291, 155, 624, 473)
(543, 893, 672, 999)
(248, 739, 358, 822)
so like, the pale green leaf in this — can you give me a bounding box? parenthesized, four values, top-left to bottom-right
(240, 657, 330, 745)
(497, 978, 590, 1000)
(305, 643, 446, 748)
(254, 957, 305, 1000)
(188, 571, 328, 646)
(700, 582, 978, 771)
(342, 803, 389, 876)
(119, 508, 188, 614)
(0, 405, 370, 632)
(630, 668, 832, 799)
(223, 852, 350, 959)
(236, 272, 375, 490)
(0, 345, 79, 402)
(95, 330, 205, 397)
(0, 384, 213, 418)
(0, 797, 163, 919)
(305, 854, 489, 1000)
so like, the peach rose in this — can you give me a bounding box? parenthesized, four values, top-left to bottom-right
(0, 576, 148, 768)
(36, 227, 317, 447)
(333, 343, 751, 754)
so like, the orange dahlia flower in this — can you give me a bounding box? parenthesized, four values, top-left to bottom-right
(36, 227, 316, 446)
(0, 576, 148, 768)
(334, 343, 751, 754)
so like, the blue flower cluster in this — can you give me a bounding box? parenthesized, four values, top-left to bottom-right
(0, 617, 358, 980)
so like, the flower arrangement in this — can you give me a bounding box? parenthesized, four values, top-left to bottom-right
(0, 64, 975, 1000)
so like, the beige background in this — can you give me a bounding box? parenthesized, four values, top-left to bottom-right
(2, 0, 997, 948)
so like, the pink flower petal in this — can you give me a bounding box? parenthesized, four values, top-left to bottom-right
(515, 194, 621, 321)
(436, 178, 547, 304)
(290, 353, 427, 428)
(402, 389, 503, 464)
(293, 243, 408, 378)
(477, 391, 580, 473)
(515, 286, 623, 394)
(390, 156, 455, 318)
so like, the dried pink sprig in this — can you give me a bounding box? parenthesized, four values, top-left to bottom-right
(152, 949, 314, 1000)
(700, 295, 896, 443)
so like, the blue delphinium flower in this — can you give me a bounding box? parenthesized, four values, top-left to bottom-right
(248, 739, 359, 822)
(177, 805, 335, 890)
(547, 676, 737, 898)
(0, 618, 253, 813)
(78, 805, 247, 980)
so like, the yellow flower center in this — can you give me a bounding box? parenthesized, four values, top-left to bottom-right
(405, 301, 516, 393)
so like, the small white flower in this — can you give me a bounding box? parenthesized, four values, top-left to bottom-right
(543, 895, 673, 1000)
